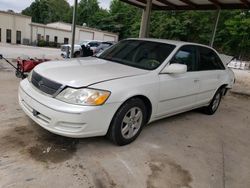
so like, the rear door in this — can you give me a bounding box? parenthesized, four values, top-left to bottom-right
(195, 46, 226, 105)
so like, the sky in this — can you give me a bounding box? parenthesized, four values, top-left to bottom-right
(0, 0, 112, 13)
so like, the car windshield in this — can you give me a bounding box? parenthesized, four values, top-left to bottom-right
(78, 41, 89, 45)
(97, 40, 175, 70)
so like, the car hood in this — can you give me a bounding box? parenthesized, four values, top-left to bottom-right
(34, 57, 149, 87)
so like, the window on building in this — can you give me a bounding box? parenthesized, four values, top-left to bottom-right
(6, 29, 11, 43)
(46, 35, 49, 42)
(54, 36, 58, 43)
(64, 38, 69, 44)
(37, 34, 41, 41)
(16, 31, 21, 44)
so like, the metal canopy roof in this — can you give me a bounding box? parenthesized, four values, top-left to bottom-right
(120, 0, 250, 10)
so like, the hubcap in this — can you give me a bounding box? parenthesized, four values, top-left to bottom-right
(121, 107, 143, 139)
(212, 93, 221, 111)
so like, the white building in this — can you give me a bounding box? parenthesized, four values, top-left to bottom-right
(0, 10, 118, 45)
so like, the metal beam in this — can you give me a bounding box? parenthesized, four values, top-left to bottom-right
(70, 0, 78, 58)
(210, 9, 221, 47)
(135, 0, 147, 5)
(120, 0, 145, 8)
(155, 0, 176, 9)
(121, 0, 250, 10)
(139, 0, 153, 38)
(152, 3, 249, 10)
(179, 0, 196, 8)
(208, 0, 221, 8)
(240, 0, 250, 7)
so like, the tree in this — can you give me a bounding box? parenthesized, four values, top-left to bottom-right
(77, 0, 101, 26)
(22, 0, 71, 24)
(108, 0, 141, 39)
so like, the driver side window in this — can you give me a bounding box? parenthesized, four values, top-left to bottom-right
(171, 45, 197, 72)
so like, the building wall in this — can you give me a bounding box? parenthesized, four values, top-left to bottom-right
(47, 22, 71, 30)
(0, 11, 31, 44)
(31, 24, 118, 45)
(31, 24, 72, 44)
(0, 11, 118, 45)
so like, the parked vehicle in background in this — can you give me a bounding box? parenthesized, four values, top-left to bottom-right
(93, 41, 116, 55)
(19, 38, 235, 146)
(61, 40, 102, 58)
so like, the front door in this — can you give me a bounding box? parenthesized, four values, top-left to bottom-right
(157, 45, 200, 118)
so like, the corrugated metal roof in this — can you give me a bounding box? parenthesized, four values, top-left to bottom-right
(120, 0, 250, 10)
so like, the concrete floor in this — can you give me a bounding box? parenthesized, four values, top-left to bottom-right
(0, 46, 250, 188)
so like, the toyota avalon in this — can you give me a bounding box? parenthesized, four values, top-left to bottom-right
(18, 38, 235, 145)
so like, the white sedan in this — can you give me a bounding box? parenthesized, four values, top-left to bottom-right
(19, 38, 235, 145)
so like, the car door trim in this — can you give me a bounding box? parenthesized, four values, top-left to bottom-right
(159, 89, 215, 103)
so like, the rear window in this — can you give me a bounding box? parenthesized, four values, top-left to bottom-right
(98, 40, 176, 70)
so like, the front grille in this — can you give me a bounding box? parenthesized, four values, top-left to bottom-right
(31, 71, 62, 95)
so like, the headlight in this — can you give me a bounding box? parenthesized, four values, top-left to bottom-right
(56, 88, 111, 106)
(28, 70, 33, 82)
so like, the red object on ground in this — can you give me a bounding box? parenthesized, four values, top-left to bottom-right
(16, 58, 50, 73)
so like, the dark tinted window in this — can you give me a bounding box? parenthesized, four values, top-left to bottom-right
(6, 29, 11, 43)
(37, 34, 41, 41)
(198, 46, 225, 71)
(98, 40, 175, 70)
(89, 42, 100, 47)
(64, 37, 69, 44)
(16, 31, 21, 44)
(171, 45, 197, 72)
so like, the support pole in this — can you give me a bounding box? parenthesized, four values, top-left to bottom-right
(210, 9, 221, 47)
(139, 0, 152, 38)
(71, 0, 78, 58)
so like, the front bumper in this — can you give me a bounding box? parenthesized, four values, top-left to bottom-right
(18, 79, 121, 138)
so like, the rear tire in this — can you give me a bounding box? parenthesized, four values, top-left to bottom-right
(203, 88, 223, 115)
(74, 51, 81, 58)
(108, 98, 147, 146)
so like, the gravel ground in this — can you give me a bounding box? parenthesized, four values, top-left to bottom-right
(0, 43, 62, 60)
(0, 45, 250, 188)
(232, 69, 250, 95)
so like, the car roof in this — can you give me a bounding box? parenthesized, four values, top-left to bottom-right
(127, 38, 213, 49)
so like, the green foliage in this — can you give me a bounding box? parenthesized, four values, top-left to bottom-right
(22, 0, 71, 24)
(77, 0, 100, 26)
(21, 0, 250, 60)
(37, 40, 58, 47)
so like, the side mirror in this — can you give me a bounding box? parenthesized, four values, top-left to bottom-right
(0, 54, 3, 59)
(161, 63, 187, 74)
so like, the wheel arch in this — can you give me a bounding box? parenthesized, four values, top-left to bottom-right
(217, 84, 228, 96)
(111, 95, 153, 126)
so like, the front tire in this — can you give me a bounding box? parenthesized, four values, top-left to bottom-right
(108, 98, 147, 146)
(203, 89, 223, 115)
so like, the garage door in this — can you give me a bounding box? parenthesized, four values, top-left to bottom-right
(103, 34, 116, 42)
(79, 31, 94, 41)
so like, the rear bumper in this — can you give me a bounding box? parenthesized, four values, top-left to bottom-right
(18, 79, 121, 138)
